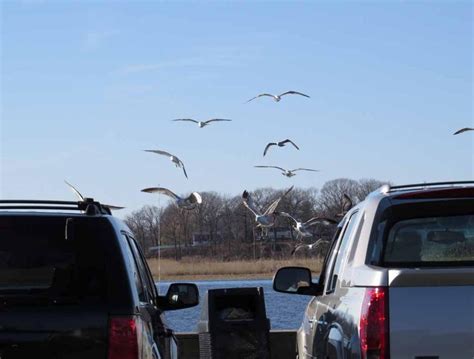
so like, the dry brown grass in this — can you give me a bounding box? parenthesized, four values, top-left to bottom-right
(146, 257, 323, 281)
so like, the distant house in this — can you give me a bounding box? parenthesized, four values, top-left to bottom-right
(254, 226, 295, 241)
(192, 232, 223, 246)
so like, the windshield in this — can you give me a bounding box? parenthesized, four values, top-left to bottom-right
(0, 216, 110, 305)
(383, 214, 474, 267)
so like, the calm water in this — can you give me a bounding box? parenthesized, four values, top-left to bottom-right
(157, 279, 312, 332)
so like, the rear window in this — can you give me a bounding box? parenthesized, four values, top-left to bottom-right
(0, 215, 112, 305)
(383, 214, 474, 267)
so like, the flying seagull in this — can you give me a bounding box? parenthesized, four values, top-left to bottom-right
(453, 127, 474, 135)
(172, 118, 232, 128)
(64, 180, 124, 211)
(254, 165, 319, 178)
(242, 186, 293, 236)
(141, 187, 202, 210)
(144, 149, 188, 179)
(279, 212, 337, 240)
(336, 193, 353, 217)
(263, 139, 300, 156)
(246, 91, 310, 103)
(291, 238, 328, 256)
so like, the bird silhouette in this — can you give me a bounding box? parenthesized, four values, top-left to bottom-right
(263, 139, 300, 156)
(246, 91, 310, 103)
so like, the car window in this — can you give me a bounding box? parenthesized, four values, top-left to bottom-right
(383, 214, 474, 267)
(127, 235, 157, 302)
(325, 211, 359, 293)
(121, 233, 147, 303)
(0, 216, 109, 304)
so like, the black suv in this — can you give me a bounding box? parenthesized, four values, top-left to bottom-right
(0, 199, 198, 359)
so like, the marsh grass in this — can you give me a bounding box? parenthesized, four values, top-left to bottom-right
(147, 257, 323, 280)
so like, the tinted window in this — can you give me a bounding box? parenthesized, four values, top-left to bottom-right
(383, 214, 474, 266)
(0, 216, 110, 304)
(326, 211, 359, 293)
(121, 234, 147, 302)
(127, 235, 156, 302)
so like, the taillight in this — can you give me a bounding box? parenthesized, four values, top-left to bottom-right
(108, 316, 140, 359)
(360, 287, 389, 359)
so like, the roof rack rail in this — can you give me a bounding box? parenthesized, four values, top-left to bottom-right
(0, 199, 112, 215)
(384, 181, 474, 193)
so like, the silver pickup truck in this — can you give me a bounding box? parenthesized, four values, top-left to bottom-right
(273, 181, 474, 359)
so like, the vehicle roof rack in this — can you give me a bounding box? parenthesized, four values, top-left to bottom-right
(0, 198, 113, 215)
(382, 181, 474, 194)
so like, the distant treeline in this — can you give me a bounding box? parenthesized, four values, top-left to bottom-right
(125, 178, 388, 260)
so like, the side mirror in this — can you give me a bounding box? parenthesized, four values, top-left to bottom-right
(273, 266, 321, 296)
(162, 283, 199, 311)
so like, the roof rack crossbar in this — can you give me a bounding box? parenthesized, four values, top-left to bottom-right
(0, 200, 79, 206)
(0, 205, 83, 211)
(387, 181, 474, 192)
(0, 199, 111, 215)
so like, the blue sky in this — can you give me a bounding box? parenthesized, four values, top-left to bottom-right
(1, 0, 472, 216)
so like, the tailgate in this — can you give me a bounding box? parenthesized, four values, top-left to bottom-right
(0, 306, 109, 359)
(388, 269, 474, 359)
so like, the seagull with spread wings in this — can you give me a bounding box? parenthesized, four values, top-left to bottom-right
(247, 91, 310, 103)
(141, 187, 202, 210)
(172, 118, 232, 128)
(254, 165, 319, 178)
(64, 180, 124, 211)
(279, 212, 337, 239)
(263, 139, 300, 156)
(144, 149, 188, 179)
(453, 127, 474, 135)
(291, 238, 329, 256)
(242, 186, 293, 236)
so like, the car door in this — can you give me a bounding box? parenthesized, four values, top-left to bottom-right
(128, 236, 179, 359)
(299, 221, 345, 358)
(122, 233, 162, 359)
(311, 211, 360, 359)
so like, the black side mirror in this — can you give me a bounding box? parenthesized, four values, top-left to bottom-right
(161, 283, 199, 311)
(273, 266, 321, 296)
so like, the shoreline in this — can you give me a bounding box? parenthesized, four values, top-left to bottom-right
(147, 257, 323, 282)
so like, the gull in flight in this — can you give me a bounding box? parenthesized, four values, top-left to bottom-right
(263, 139, 300, 156)
(291, 238, 329, 256)
(172, 118, 232, 128)
(246, 91, 310, 103)
(144, 149, 188, 179)
(279, 212, 337, 240)
(141, 187, 202, 210)
(242, 186, 293, 236)
(453, 127, 474, 135)
(254, 165, 319, 178)
(336, 193, 353, 217)
(64, 180, 124, 211)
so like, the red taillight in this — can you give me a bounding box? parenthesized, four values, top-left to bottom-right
(360, 287, 389, 359)
(108, 316, 139, 359)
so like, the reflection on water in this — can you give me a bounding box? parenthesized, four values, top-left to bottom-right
(157, 279, 312, 332)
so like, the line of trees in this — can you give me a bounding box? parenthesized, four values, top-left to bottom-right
(125, 178, 388, 260)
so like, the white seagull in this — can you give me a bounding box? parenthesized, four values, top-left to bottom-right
(254, 165, 319, 178)
(144, 149, 188, 179)
(453, 127, 474, 135)
(172, 118, 232, 128)
(246, 91, 310, 103)
(263, 139, 300, 156)
(291, 238, 329, 256)
(64, 180, 124, 211)
(141, 187, 202, 210)
(279, 212, 337, 239)
(242, 186, 293, 235)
